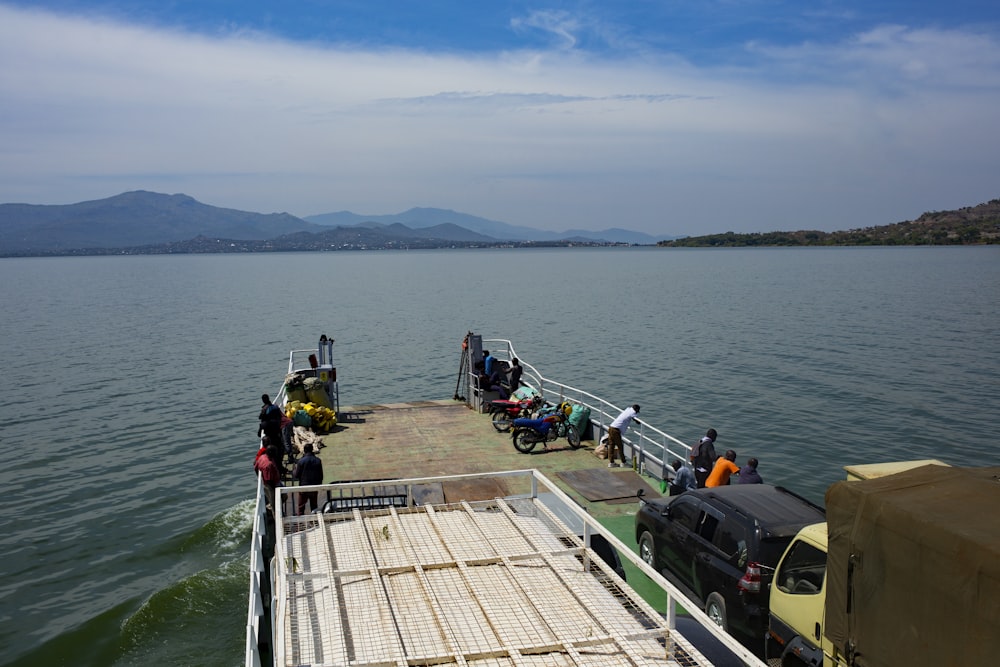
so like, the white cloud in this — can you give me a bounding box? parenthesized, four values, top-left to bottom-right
(1, 5, 998, 234)
(510, 10, 581, 50)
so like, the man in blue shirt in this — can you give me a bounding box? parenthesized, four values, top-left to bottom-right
(669, 459, 697, 495)
(736, 457, 763, 484)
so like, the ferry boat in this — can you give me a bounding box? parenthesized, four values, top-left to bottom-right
(246, 334, 768, 667)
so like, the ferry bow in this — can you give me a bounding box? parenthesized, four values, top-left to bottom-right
(247, 334, 767, 667)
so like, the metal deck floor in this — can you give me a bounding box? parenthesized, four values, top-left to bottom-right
(310, 400, 654, 523)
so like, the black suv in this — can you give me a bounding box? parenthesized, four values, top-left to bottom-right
(635, 485, 825, 642)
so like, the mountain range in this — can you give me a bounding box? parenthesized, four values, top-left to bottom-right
(305, 208, 658, 245)
(0, 191, 662, 255)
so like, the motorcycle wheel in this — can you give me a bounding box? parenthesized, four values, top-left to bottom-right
(513, 429, 538, 453)
(565, 424, 582, 449)
(491, 410, 513, 432)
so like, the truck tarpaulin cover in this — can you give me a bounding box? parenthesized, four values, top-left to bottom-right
(824, 465, 1000, 667)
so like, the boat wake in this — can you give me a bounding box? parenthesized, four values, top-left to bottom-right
(179, 498, 256, 556)
(116, 500, 255, 665)
(5, 500, 257, 667)
(117, 558, 248, 666)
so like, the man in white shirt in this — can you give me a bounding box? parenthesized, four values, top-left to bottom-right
(606, 404, 640, 467)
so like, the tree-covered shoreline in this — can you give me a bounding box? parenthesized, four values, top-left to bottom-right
(660, 199, 1000, 247)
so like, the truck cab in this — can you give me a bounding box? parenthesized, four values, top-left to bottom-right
(765, 522, 830, 666)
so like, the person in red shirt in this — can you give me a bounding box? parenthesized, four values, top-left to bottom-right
(253, 445, 282, 512)
(705, 450, 740, 487)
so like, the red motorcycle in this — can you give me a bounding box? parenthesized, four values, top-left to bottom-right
(489, 394, 543, 432)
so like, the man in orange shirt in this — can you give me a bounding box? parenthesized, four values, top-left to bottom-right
(705, 450, 740, 487)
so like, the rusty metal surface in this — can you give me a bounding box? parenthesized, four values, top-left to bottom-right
(313, 401, 651, 522)
(556, 468, 663, 502)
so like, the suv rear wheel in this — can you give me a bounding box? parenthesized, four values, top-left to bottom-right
(705, 592, 728, 631)
(638, 531, 658, 569)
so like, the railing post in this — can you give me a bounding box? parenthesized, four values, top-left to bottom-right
(660, 435, 669, 486)
(665, 592, 677, 659)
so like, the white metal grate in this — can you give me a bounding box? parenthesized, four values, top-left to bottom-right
(274, 495, 705, 667)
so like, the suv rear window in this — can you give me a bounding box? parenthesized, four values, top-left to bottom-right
(757, 537, 796, 568)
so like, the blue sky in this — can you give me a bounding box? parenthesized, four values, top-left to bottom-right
(2, 1, 998, 236)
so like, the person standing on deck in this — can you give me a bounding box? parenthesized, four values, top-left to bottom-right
(258, 394, 283, 453)
(292, 443, 324, 515)
(253, 444, 282, 513)
(606, 404, 640, 468)
(508, 358, 523, 392)
(689, 428, 718, 488)
(280, 410, 295, 464)
(706, 450, 740, 487)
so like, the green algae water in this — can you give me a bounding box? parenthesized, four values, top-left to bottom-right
(1, 247, 997, 666)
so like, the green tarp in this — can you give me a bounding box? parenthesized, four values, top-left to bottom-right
(824, 465, 1000, 667)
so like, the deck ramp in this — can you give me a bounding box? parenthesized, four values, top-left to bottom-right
(275, 493, 709, 666)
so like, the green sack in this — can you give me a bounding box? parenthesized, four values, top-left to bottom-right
(568, 403, 591, 432)
(293, 409, 312, 427)
(511, 386, 538, 401)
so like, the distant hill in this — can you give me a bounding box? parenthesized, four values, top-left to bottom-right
(359, 221, 495, 243)
(659, 199, 1000, 247)
(0, 192, 659, 255)
(305, 207, 663, 244)
(4, 190, 996, 255)
(0, 191, 320, 254)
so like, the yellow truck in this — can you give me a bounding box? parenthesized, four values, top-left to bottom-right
(765, 463, 1000, 667)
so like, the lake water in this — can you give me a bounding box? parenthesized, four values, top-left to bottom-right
(1, 247, 997, 666)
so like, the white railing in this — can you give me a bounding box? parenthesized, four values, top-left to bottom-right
(268, 470, 766, 667)
(480, 338, 691, 484)
(245, 475, 268, 667)
(247, 344, 339, 667)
